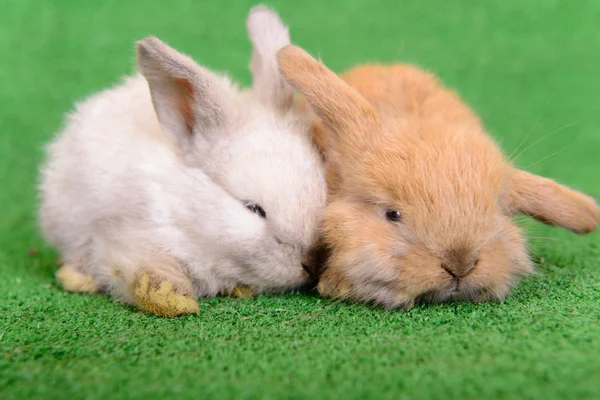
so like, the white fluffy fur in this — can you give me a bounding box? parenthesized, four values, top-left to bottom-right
(39, 7, 327, 303)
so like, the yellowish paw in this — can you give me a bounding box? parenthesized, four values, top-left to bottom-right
(317, 280, 351, 297)
(133, 274, 198, 317)
(56, 264, 98, 293)
(228, 285, 254, 298)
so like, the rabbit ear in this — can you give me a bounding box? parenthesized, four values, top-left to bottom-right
(247, 6, 294, 111)
(277, 45, 378, 145)
(508, 169, 599, 234)
(137, 36, 233, 151)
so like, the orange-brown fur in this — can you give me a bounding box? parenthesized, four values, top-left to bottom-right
(278, 46, 600, 308)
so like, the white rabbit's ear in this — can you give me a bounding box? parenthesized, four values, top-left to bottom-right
(137, 36, 233, 151)
(247, 6, 294, 111)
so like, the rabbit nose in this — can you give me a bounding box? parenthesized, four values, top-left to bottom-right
(441, 247, 479, 278)
(301, 244, 329, 279)
(441, 261, 478, 278)
(301, 263, 316, 278)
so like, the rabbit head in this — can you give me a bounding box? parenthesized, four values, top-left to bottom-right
(136, 9, 326, 291)
(277, 45, 599, 307)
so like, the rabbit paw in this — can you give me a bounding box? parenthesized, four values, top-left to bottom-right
(56, 264, 99, 293)
(227, 285, 254, 298)
(317, 279, 351, 298)
(133, 273, 198, 317)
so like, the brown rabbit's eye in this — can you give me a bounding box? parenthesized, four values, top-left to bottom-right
(385, 209, 402, 222)
(245, 203, 267, 219)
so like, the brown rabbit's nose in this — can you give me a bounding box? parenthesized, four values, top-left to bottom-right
(441, 261, 478, 278)
(441, 247, 480, 278)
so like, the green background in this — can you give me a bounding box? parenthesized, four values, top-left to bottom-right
(1, 1, 599, 399)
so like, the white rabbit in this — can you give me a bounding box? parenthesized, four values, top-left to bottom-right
(38, 7, 327, 317)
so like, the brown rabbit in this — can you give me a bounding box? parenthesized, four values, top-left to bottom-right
(277, 46, 600, 309)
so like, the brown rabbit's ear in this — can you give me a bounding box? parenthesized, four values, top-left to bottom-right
(277, 45, 378, 144)
(508, 169, 600, 234)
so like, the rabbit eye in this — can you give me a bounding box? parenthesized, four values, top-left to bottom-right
(385, 209, 402, 222)
(245, 203, 267, 219)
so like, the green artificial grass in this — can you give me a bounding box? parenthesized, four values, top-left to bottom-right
(1, 1, 599, 399)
